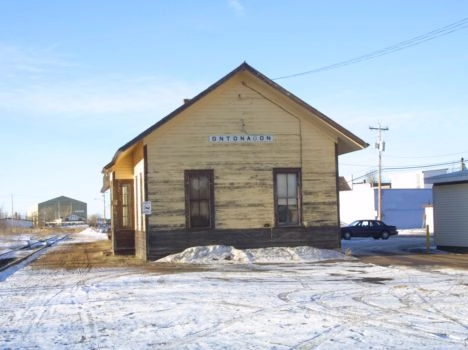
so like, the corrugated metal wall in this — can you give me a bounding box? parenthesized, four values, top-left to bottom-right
(433, 183, 468, 247)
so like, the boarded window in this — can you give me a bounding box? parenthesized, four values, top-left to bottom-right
(274, 169, 301, 226)
(185, 170, 215, 229)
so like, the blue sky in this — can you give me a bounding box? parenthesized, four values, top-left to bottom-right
(1, 1, 467, 217)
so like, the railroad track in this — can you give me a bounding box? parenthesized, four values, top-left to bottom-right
(0, 235, 68, 276)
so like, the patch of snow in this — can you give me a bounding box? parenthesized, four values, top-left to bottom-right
(398, 228, 429, 235)
(157, 245, 351, 264)
(69, 227, 108, 242)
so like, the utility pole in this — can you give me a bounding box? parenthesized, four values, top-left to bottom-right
(369, 124, 389, 221)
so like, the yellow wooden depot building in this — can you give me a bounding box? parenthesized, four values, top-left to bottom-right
(102, 63, 368, 260)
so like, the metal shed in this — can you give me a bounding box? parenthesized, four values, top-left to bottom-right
(38, 195, 87, 226)
(427, 170, 468, 251)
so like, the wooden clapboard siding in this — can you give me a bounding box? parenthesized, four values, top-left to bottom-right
(145, 78, 302, 231)
(143, 73, 339, 234)
(301, 120, 339, 227)
(215, 168, 274, 228)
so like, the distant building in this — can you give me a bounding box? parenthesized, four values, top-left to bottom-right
(0, 218, 34, 228)
(38, 196, 87, 226)
(340, 174, 434, 230)
(389, 169, 448, 189)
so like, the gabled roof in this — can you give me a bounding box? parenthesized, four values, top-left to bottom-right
(339, 176, 352, 191)
(38, 196, 86, 206)
(102, 62, 368, 172)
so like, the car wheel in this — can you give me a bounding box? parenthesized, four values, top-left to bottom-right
(342, 232, 351, 240)
(381, 231, 390, 240)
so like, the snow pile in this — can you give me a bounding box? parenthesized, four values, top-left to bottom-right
(156, 245, 351, 264)
(70, 227, 108, 242)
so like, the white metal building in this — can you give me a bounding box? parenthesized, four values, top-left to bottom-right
(427, 170, 468, 251)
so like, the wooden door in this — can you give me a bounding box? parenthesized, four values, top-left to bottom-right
(112, 179, 135, 254)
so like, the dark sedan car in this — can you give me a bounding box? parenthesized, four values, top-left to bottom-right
(341, 219, 398, 240)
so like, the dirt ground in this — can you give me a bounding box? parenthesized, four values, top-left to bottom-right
(30, 233, 468, 271)
(361, 252, 468, 269)
(31, 239, 146, 270)
(30, 234, 205, 274)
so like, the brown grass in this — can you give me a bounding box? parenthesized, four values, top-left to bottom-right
(0, 226, 84, 238)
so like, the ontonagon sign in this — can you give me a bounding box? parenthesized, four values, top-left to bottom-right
(208, 135, 274, 143)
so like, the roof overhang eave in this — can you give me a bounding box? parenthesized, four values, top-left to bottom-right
(337, 137, 369, 156)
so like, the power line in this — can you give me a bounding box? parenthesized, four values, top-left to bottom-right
(342, 158, 463, 169)
(274, 17, 468, 80)
(386, 151, 468, 159)
(347, 159, 464, 182)
(383, 160, 462, 171)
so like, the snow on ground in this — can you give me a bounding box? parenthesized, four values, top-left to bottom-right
(1, 228, 468, 349)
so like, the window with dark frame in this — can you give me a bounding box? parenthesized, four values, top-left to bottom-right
(274, 168, 301, 226)
(185, 170, 214, 229)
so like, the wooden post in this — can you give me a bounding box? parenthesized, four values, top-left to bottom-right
(426, 225, 430, 252)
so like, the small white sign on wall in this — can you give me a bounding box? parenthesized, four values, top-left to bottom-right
(142, 201, 152, 215)
(209, 135, 273, 143)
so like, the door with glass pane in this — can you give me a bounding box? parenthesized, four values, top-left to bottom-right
(112, 179, 135, 254)
(185, 170, 214, 229)
(274, 169, 301, 226)
(114, 180, 134, 230)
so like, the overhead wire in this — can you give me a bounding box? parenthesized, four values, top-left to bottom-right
(270, 17, 468, 180)
(385, 151, 468, 159)
(345, 159, 465, 182)
(273, 17, 468, 80)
